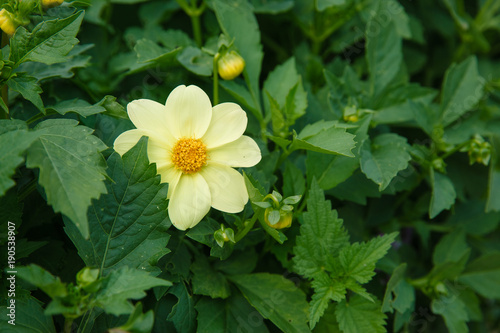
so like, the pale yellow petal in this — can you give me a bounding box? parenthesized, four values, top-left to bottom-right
(157, 164, 182, 198)
(168, 173, 211, 230)
(200, 164, 248, 213)
(165, 85, 212, 139)
(127, 99, 175, 147)
(113, 129, 147, 156)
(208, 135, 261, 167)
(147, 138, 172, 168)
(202, 102, 247, 148)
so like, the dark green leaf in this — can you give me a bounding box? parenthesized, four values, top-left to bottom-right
(26, 119, 108, 239)
(10, 11, 84, 67)
(431, 295, 468, 333)
(16, 264, 67, 298)
(64, 137, 171, 275)
(458, 252, 500, 299)
(0, 295, 56, 332)
(47, 98, 106, 117)
(167, 283, 196, 333)
(191, 256, 230, 299)
(7, 73, 44, 111)
(229, 273, 310, 333)
(177, 46, 213, 76)
(432, 229, 469, 265)
(292, 126, 356, 157)
(335, 295, 387, 333)
(429, 169, 456, 218)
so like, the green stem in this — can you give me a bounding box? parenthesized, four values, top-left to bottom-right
(1, 31, 9, 119)
(234, 213, 258, 242)
(213, 53, 220, 105)
(439, 140, 470, 160)
(64, 318, 74, 333)
(191, 12, 202, 47)
(26, 109, 57, 125)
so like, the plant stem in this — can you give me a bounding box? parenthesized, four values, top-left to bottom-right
(1, 31, 9, 119)
(439, 140, 470, 160)
(213, 53, 220, 105)
(64, 318, 74, 333)
(234, 213, 258, 242)
(191, 12, 202, 47)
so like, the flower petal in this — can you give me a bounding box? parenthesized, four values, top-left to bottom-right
(113, 129, 147, 156)
(209, 135, 261, 167)
(127, 99, 175, 147)
(147, 138, 172, 169)
(202, 102, 247, 148)
(168, 173, 211, 230)
(200, 164, 248, 213)
(157, 164, 182, 198)
(165, 85, 212, 139)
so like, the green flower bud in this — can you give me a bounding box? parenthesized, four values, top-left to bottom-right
(42, 0, 64, 9)
(218, 51, 245, 80)
(264, 207, 293, 229)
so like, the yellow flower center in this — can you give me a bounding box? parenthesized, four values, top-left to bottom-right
(171, 138, 207, 174)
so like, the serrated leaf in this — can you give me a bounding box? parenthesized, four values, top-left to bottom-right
(429, 169, 456, 218)
(360, 133, 411, 191)
(440, 56, 484, 126)
(229, 273, 310, 333)
(134, 39, 180, 64)
(26, 119, 107, 239)
(382, 264, 415, 314)
(15, 264, 67, 298)
(191, 256, 230, 299)
(95, 266, 171, 316)
(339, 233, 398, 284)
(64, 137, 171, 276)
(0, 295, 56, 332)
(10, 11, 84, 68)
(335, 295, 387, 333)
(293, 180, 349, 279)
(309, 271, 346, 329)
(115, 302, 154, 333)
(0, 120, 39, 196)
(7, 73, 44, 111)
(486, 135, 500, 212)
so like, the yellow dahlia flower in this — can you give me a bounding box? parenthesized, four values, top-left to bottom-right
(114, 85, 261, 230)
(0, 9, 18, 36)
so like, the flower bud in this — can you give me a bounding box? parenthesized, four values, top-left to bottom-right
(217, 51, 245, 80)
(76, 267, 100, 293)
(0, 9, 18, 36)
(42, 0, 64, 9)
(264, 208, 293, 229)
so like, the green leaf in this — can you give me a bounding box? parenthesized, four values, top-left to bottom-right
(26, 119, 107, 239)
(95, 266, 171, 316)
(16, 264, 67, 298)
(382, 264, 415, 314)
(46, 99, 106, 117)
(316, 0, 345, 11)
(486, 135, 500, 212)
(335, 295, 387, 333)
(0, 120, 39, 196)
(64, 137, 171, 276)
(293, 180, 349, 279)
(10, 11, 85, 68)
(339, 232, 398, 284)
(431, 295, 469, 333)
(429, 169, 457, 218)
(7, 73, 44, 111)
(263, 57, 307, 132)
(134, 39, 180, 64)
(229, 273, 310, 333)
(115, 303, 154, 333)
(191, 256, 230, 299)
(213, 0, 263, 112)
(360, 133, 411, 191)
(195, 292, 269, 333)
(366, 16, 402, 97)
(308, 271, 347, 329)
(251, 0, 294, 14)
(440, 56, 484, 126)
(291, 126, 356, 157)
(433, 229, 469, 265)
(446, 200, 500, 235)
(243, 172, 287, 244)
(306, 115, 371, 190)
(177, 46, 213, 76)
(0, 295, 56, 332)
(458, 252, 500, 299)
(283, 161, 305, 197)
(167, 283, 196, 333)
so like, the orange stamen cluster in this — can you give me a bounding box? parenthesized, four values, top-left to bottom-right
(171, 138, 207, 174)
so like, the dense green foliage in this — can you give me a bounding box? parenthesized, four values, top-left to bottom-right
(1, 0, 500, 332)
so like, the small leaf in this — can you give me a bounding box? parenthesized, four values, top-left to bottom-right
(16, 264, 67, 298)
(47, 99, 106, 117)
(191, 256, 230, 299)
(429, 169, 456, 218)
(268, 210, 281, 225)
(291, 127, 356, 157)
(177, 46, 213, 76)
(284, 195, 301, 205)
(7, 73, 44, 111)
